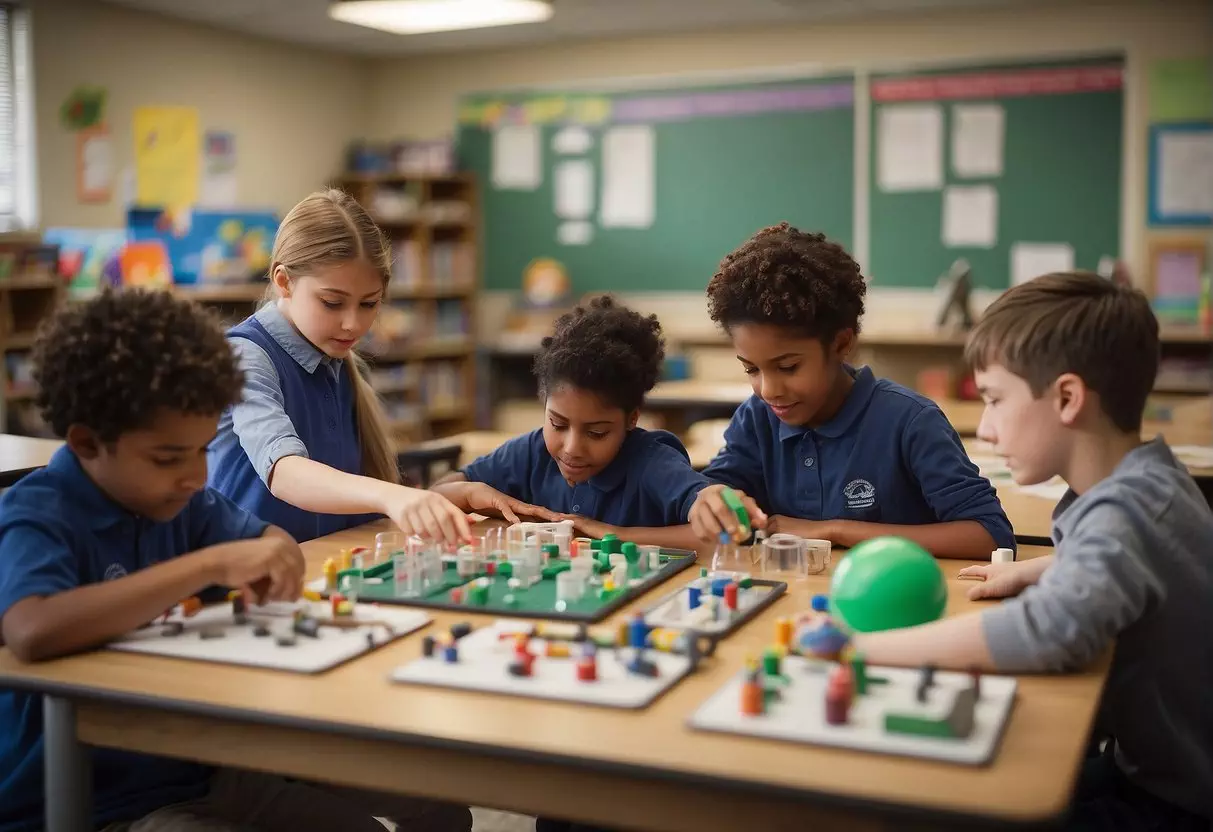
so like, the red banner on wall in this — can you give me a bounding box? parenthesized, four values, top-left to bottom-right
(872, 64, 1123, 102)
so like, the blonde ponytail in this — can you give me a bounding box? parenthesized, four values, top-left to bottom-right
(270, 188, 401, 484)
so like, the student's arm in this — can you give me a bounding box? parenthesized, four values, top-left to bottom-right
(781, 406, 1012, 557)
(856, 503, 1156, 672)
(431, 433, 558, 523)
(432, 472, 557, 524)
(700, 403, 771, 512)
(227, 340, 470, 542)
(772, 516, 998, 558)
(901, 405, 1016, 556)
(0, 521, 304, 663)
(562, 516, 704, 551)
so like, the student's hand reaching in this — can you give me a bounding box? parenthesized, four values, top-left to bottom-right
(689, 484, 767, 542)
(461, 483, 559, 525)
(766, 515, 836, 542)
(206, 535, 306, 605)
(382, 486, 473, 544)
(958, 558, 1048, 601)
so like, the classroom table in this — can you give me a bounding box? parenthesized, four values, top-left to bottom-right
(0, 433, 62, 487)
(0, 521, 1104, 832)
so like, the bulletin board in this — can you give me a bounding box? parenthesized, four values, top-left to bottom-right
(866, 57, 1124, 290)
(457, 77, 855, 292)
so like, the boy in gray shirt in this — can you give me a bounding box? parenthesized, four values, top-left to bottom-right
(855, 272, 1213, 828)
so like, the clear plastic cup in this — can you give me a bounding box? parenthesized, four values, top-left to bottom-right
(761, 533, 809, 578)
(374, 530, 406, 564)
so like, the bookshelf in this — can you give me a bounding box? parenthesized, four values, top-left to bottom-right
(0, 235, 63, 436)
(336, 173, 478, 443)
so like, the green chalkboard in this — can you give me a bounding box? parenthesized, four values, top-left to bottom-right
(458, 78, 855, 293)
(868, 58, 1123, 290)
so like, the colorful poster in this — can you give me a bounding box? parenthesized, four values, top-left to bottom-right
(133, 106, 200, 209)
(1149, 58, 1213, 122)
(76, 125, 113, 204)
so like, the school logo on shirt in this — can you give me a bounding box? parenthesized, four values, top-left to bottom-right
(103, 563, 128, 581)
(843, 479, 876, 510)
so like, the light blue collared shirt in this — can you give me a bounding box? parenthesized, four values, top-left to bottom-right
(213, 303, 343, 486)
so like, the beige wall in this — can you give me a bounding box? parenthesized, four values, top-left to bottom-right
(366, 0, 1212, 336)
(33, 0, 371, 228)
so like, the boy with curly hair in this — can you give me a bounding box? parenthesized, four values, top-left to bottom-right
(855, 272, 1213, 828)
(689, 223, 1013, 558)
(0, 290, 470, 832)
(435, 295, 711, 549)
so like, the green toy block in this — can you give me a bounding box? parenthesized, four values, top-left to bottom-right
(719, 487, 751, 537)
(739, 576, 753, 589)
(542, 563, 571, 580)
(496, 562, 513, 578)
(621, 542, 640, 564)
(590, 539, 603, 551)
(542, 543, 560, 560)
(601, 534, 622, 555)
(884, 713, 957, 739)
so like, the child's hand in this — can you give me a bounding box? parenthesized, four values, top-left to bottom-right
(766, 515, 835, 541)
(559, 515, 614, 540)
(207, 536, 306, 604)
(382, 486, 472, 544)
(689, 484, 767, 542)
(462, 483, 559, 524)
(959, 560, 1037, 600)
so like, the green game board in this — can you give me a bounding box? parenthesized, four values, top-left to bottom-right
(323, 542, 697, 623)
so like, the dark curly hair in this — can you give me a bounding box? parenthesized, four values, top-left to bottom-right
(706, 222, 867, 341)
(533, 295, 665, 412)
(32, 288, 244, 441)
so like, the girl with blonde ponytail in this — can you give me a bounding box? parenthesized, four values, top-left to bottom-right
(207, 189, 472, 544)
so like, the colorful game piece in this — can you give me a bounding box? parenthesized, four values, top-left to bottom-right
(718, 487, 751, 538)
(830, 536, 947, 633)
(323, 557, 338, 590)
(450, 587, 464, 604)
(740, 666, 765, 716)
(687, 586, 702, 610)
(824, 664, 853, 725)
(421, 635, 436, 657)
(181, 596, 202, 618)
(724, 582, 738, 613)
(450, 622, 472, 640)
(774, 617, 792, 652)
(794, 615, 850, 661)
(443, 642, 459, 663)
(576, 642, 598, 681)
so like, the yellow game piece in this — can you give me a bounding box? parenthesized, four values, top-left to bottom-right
(302, 589, 322, 602)
(322, 557, 338, 590)
(339, 548, 353, 571)
(336, 600, 353, 616)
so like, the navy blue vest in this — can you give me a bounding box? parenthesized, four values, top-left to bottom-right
(209, 315, 380, 542)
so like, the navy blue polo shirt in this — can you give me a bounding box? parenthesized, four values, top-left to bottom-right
(463, 427, 709, 527)
(0, 448, 269, 832)
(703, 366, 1015, 551)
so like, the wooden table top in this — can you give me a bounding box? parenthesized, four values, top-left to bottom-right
(0, 522, 1099, 828)
(0, 434, 62, 483)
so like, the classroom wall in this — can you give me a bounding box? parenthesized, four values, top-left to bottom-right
(366, 0, 1212, 339)
(32, 0, 372, 228)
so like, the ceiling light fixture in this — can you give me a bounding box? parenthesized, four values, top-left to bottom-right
(329, 0, 553, 35)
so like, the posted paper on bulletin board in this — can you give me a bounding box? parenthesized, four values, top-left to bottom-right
(133, 106, 200, 209)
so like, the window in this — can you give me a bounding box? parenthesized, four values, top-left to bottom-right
(0, 4, 35, 231)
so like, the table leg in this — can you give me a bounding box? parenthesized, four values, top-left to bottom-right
(43, 695, 92, 832)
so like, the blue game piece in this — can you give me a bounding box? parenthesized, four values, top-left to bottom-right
(710, 577, 731, 597)
(687, 585, 702, 610)
(811, 594, 830, 612)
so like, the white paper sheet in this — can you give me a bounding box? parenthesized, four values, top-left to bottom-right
(877, 103, 943, 192)
(1011, 242, 1074, 286)
(1157, 130, 1213, 217)
(553, 125, 593, 155)
(80, 132, 113, 196)
(952, 104, 1004, 178)
(492, 124, 541, 191)
(554, 159, 594, 220)
(557, 221, 594, 246)
(943, 185, 998, 248)
(600, 125, 655, 228)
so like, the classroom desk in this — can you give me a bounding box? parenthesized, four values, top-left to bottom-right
(0, 523, 1104, 832)
(0, 433, 62, 487)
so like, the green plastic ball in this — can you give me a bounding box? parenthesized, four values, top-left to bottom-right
(829, 536, 946, 633)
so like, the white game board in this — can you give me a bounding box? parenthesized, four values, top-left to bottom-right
(109, 600, 431, 674)
(644, 578, 784, 635)
(391, 620, 693, 709)
(689, 657, 1016, 765)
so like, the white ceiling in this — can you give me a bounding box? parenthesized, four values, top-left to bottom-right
(101, 0, 1052, 56)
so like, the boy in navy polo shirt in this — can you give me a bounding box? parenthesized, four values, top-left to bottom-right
(435, 296, 711, 550)
(855, 273, 1213, 828)
(0, 290, 471, 832)
(689, 223, 1013, 558)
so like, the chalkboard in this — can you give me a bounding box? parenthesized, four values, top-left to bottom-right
(457, 78, 855, 293)
(867, 58, 1123, 290)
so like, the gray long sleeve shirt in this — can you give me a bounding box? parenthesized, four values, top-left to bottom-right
(982, 438, 1213, 818)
